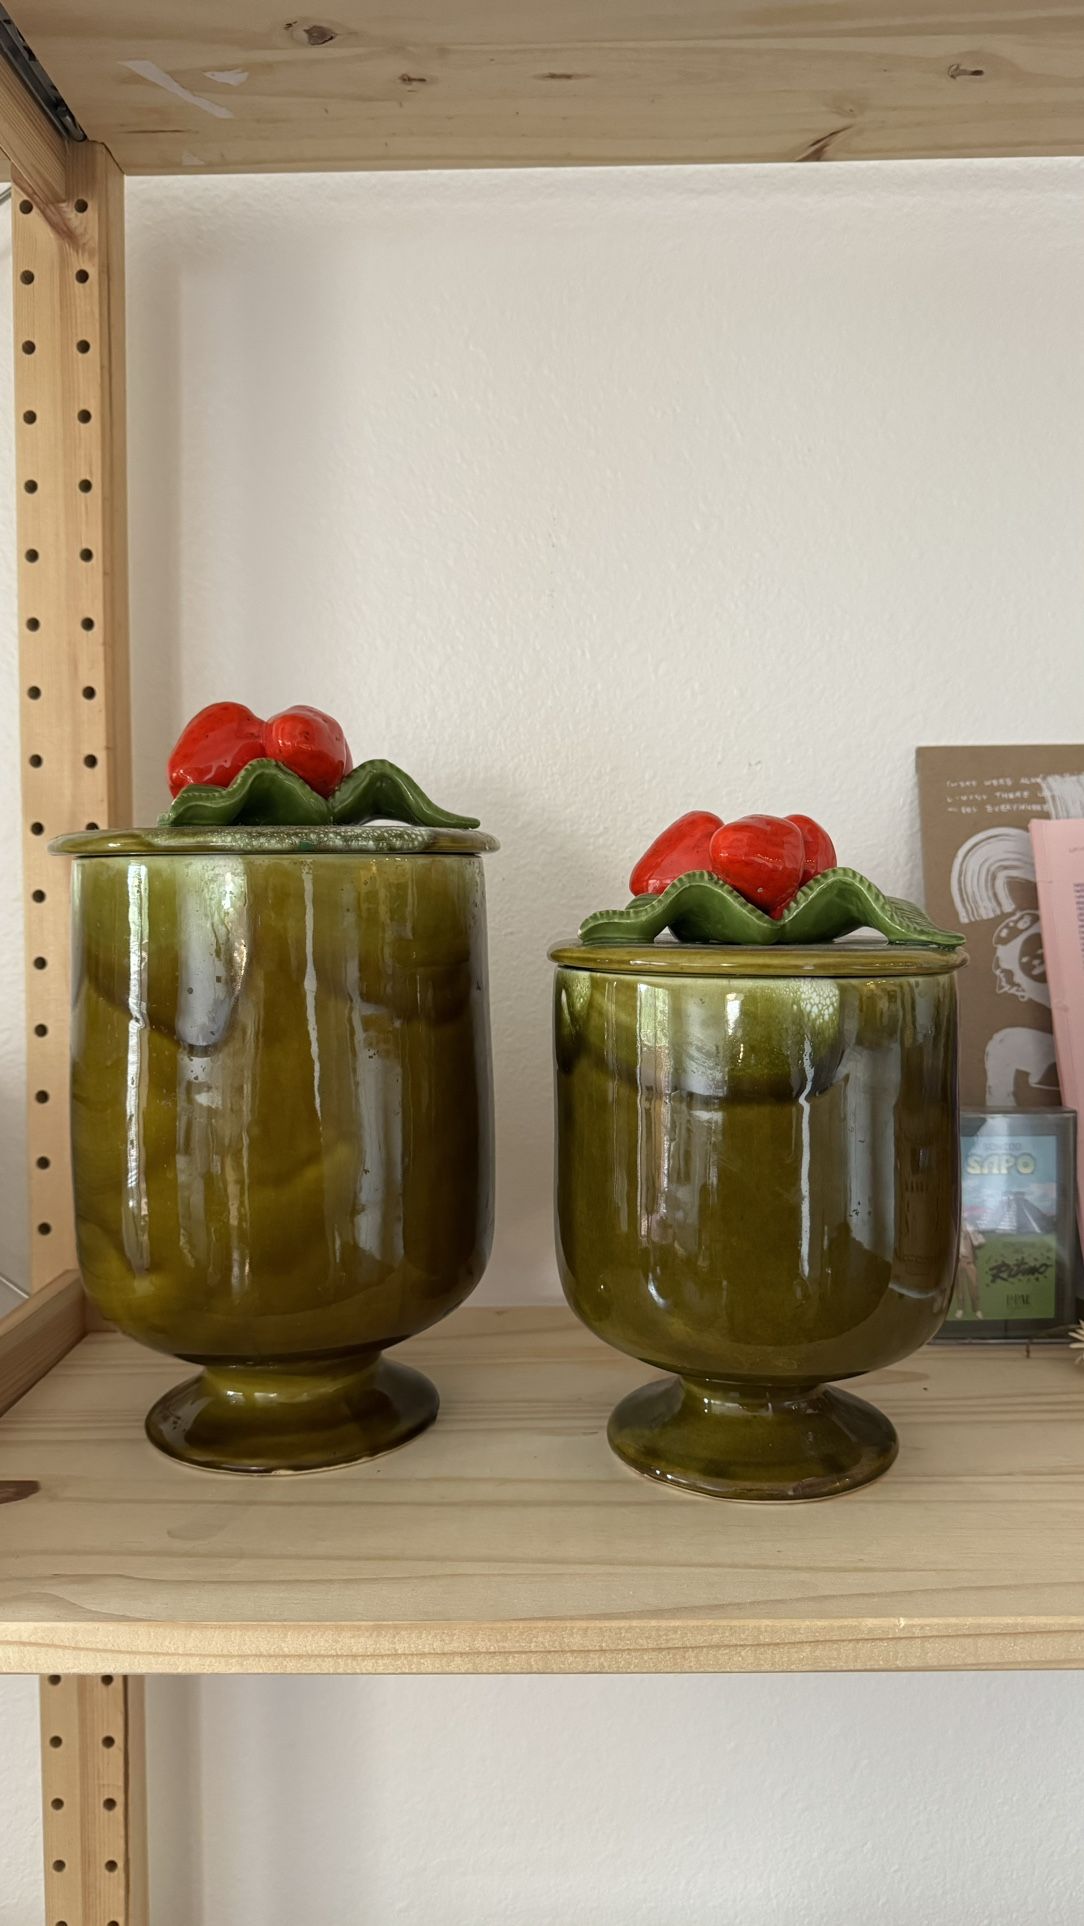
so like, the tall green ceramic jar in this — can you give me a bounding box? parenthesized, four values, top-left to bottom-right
(552, 942, 965, 1500)
(54, 824, 497, 1473)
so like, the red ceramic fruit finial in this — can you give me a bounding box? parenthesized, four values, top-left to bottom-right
(629, 811, 724, 897)
(263, 705, 352, 798)
(786, 814, 838, 888)
(708, 814, 805, 917)
(167, 701, 266, 798)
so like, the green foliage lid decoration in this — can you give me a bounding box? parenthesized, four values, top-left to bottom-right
(160, 757, 480, 831)
(580, 867, 964, 950)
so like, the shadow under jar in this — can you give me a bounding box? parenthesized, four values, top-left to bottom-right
(552, 941, 965, 1501)
(54, 824, 497, 1473)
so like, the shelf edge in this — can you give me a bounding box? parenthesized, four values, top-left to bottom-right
(3, 1614, 1083, 1677)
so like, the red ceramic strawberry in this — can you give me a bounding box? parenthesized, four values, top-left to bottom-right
(786, 814, 837, 887)
(708, 814, 805, 917)
(263, 705, 352, 798)
(630, 811, 724, 896)
(167, 701, 266, 798)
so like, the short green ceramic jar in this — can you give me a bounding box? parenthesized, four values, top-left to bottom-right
(551, 941, 965, 1501)
(54, 824, 497, 1473)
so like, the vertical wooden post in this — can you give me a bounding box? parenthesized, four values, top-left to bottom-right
(39, 1674, 149, 1926)
(12, 141, 131, 1287)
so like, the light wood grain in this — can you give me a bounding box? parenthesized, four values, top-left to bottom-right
(14, 141, 131, 1285)
(11, 1, 1084, 174)
(0, 1307, 1081, 1674)
(0, 50, 68, 208)
(40, 1673, 149, 1926)
(0, 1272, 84, 1420)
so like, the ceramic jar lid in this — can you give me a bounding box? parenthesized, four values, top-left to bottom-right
(51, 825, 500, 858)
(549, 940, 967, 978)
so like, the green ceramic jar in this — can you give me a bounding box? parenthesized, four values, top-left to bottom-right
(552, 942, 965, 1501)
(54, 824, 497, 1473)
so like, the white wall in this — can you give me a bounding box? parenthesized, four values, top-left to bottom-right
(2, 159, 1084, 1921)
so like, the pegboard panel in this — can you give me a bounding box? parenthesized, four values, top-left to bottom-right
(39, 1673, 148, 1926)
(13, 141, 131, 1288)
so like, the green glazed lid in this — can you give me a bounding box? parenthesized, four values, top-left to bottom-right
(51, 825, 499, 858)
(550, 940, 967, 978)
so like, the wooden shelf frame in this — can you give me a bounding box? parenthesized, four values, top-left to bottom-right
(0, 15, 1083, 1921)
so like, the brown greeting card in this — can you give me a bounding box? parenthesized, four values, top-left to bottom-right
(916, 745, 1084, 1109)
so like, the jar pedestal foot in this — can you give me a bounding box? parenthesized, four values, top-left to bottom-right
(608, 1374, 897, 1501)
(145, 1354, 439, 1474)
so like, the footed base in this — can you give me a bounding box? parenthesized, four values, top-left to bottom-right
(146, 1354, 439, 1474)
(608, 1374, 898, 1501)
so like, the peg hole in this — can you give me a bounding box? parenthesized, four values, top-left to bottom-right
(81, 617, 95, 630)
(51, 1860, 65, 1873)
(84, 753, 98, 768)
(50, 1798, 63, 1810)
(18, 198, 32, 214)
(26, 616, 40, 631)
(21, 340, 35, 355)
(78, 478, 92, 493)
(27, 685, 42, 699)
(19, 268, 33, 284)
(25, 548, 39, 562)
(82, 685, 96, 699)
(77, 408, 91, 423)
(104, 1859, 118, 1873)
(34, 1020, 48, 1034)
(36, 1153, 51, 1168)
(75, 267, 89, 284)
(48, 1734, 61, 1747)
(76, 339, 90, 355)
(24, 478, 37, 492)
(38, 1222, 52, 1235)
(73, 197, 88, 213)
(23, 409, 36, 424)
(85, 820, 99, 830)
(33, 956, 47, 970)
(102, 1734, 116, 1749)
(29, 754, 42, 768)
(79, 548, 93, 562)
(34, 1089, 49, 1103)
(30, 821, 44, 835)
(102, 1797, 116, 1811)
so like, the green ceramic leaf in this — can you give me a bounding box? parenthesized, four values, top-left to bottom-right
(579, 867, 963, 950)
(329, 759, 480, 829)
(159, 759, 331, 827)
(778, 869, 962, 946)
(159, 756, 481, 831)
(581, 873, 778, 947)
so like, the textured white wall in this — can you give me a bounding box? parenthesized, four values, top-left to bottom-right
(2, 159, 1084, 1921)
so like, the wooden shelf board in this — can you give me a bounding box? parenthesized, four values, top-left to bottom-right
(1, 1306, 1082, 1674)
(9, 3, 1084, 175)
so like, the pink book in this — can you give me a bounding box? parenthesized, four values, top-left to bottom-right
(1030, 817, 1084, 1242)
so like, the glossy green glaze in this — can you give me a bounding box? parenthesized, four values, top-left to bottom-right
(62, 832, 495, 1472)
(553, 945, 964, 1500)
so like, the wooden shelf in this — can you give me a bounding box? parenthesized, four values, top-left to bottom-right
(11, 2, 1084, 176)
(1, 1305, 1082, 1675)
